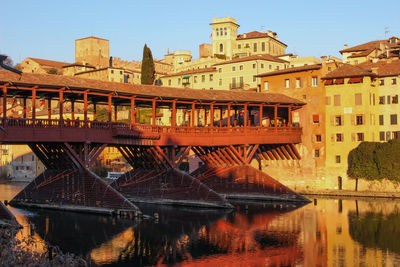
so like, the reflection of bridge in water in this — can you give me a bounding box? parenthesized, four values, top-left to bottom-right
(0, 70, 309, 213)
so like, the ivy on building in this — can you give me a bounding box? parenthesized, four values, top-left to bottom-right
(348, 139, 400, 182)
(141, 44, 155, 85)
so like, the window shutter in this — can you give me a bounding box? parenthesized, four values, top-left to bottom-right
(331, 134, 334, 142)
(351, 133, 355, 142)
(342, 134, 344, 142)
(351, 115, 355, 125)
(341, 115, 344, 125)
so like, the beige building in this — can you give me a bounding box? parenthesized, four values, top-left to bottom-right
(340, 36, 400, 64)
(17, 58, 70, 74)
(161, 68, 216, 89)
(75, 36, 110, 69)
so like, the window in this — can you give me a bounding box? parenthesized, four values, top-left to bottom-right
(111, 70, 114, 74)
(232, 66, 236, 71)
(285, 79, 290, 88)
(264, 81, 268, 91)
(219, 79, 222, 86)
(336, 133, 343, 142)
(312, 77, 318, 87)
(379, 79, 384, 86)
(168, 79, 171, 86)
(313, 114, 319, 124)
(178, 78, 181, 85)
(218, 68, 222, 73)
(239, 65, 243, 71)
(261, 64, 264, 69)
(238, 44, 241, 49)
(335, 116, 343, 126)
(391, 114, 398, 125)
(356, 115, 364, 125)
(296, 78, 301, 88)
(334, 95, 341, 106)
(314, 149, 320, 158)
(253, 75, 256, 82)
(120, 71, 123, 75)
(262, 42, 265, 51)
(253, 43, 257, 52)
(219, 43, 223, 53)
(379, 115, 384, 125)
(269, 64, 272, 70)
(209, 74, 213, 81)
(252, 63, 256, 69)
(387, 95, 391, 104)
(387, 131, 391, 141)
(194, 76, 197, 83)
(380, 131, 385, 141)
(379, 96, 385, 104)
(336, 155, 341, 163)
(355, 93, 362, 105)
(32, 155, 34, 161)
(326, 96, 331, 105)
(393, 131, 400, 139)
(316, 134, 322, 142)
(357, 133, 364, 141)
(392, 95, 398, 104)
(392, 78, 397, 85)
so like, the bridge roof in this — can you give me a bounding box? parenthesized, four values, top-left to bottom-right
(0, 70, 304, 106)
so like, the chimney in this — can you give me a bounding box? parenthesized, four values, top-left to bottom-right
(343, 44, 348, 49)
(371, 67, 379, 74)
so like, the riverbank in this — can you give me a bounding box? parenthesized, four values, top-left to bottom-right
(300, 189, 400, 199)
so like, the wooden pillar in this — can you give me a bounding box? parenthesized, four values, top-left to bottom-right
(71, 100, 75, 120)
(244, 103, 248, 127)
(227, 104, 231, 128)
(59, 90, 64, 122)
(2, 86, 7, 125)
(274, 105, 278, 129)
(210, 103, 214, 129)
(32, 87, 36, 120)
(197, 108, 200, 127)
(93, 102, 97, 120)
(191, 102, 195, 127)
(234, 107, 237, 126)
(219, 107, 223, 127)
(204, 107, 207, 126)
(171, 100, 176, 128)
(108, 94, 112, 122)
(83, 92, 88, 123)
(130, 97, 136, 124)
(114, 104, 118, 122)
(47, 97, 52, 120)
(288, 105, 292, 127)
(23, 97, 27, 119)
(259, 104, 263, 127)
(152, 99, 156, 126)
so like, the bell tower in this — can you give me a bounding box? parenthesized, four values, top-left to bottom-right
(210, 15, 239, 60)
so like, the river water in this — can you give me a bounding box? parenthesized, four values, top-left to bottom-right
(1, 183, 400, 267)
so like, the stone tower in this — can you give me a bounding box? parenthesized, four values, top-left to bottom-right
(210, 15, 239, 60)
(75, 37, 109, 68)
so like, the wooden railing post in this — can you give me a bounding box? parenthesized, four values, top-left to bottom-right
(2, 86, 7, 126)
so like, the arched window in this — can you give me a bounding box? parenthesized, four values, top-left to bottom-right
(219, 43, 223, 53)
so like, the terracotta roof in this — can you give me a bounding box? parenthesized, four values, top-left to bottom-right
(75, 36, 109, 42)
(161, 67, 216, 78)
(0, 70, 304, 105)
(257, 64, 321, 77)
(236, 31, 287, 46)
(63, 62, 96, 68)
(322, 64, 374, 79)
(213, 55, 288, 66)
(347, 48, 376, 58)
(358, 60, 400, 77)
(29, 58, 70, 69)
(340, 38, 400, 54)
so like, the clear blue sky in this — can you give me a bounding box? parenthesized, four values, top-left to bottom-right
(1, 0, 399, 65)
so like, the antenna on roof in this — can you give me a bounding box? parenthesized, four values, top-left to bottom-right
(385, 26, 389, 39)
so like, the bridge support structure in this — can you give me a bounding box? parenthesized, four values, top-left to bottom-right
(10, 142, 141, 215)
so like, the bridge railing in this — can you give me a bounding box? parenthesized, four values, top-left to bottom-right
(1, 118, 301, 136)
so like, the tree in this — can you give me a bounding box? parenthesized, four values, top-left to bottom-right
(141, 44, 155, 85)
(0, 54, 13, 68)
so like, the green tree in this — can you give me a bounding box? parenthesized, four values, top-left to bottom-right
(140, 44, 155, 85)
